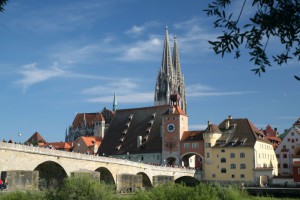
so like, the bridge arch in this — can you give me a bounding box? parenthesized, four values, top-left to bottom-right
(95, 167, 115, 185)
(180, 152, 203, 170)
(34, 160, 67, 189)
(175, 176, 200, 186)
(137, 172, 152, 189)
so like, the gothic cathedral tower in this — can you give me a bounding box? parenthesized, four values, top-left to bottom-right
(154, 27, 187, 113)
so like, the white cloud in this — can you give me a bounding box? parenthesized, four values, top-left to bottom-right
(125, 21, 160, 36)
(186, 83, 256, 97)
(118, 37, 161, 61)
(15, 63, 66, 93)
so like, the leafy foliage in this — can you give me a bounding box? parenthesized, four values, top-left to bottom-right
(204, 0, 300, 80)
(0, 0, 7, 12)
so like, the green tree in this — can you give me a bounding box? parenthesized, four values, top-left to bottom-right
(0, 0, 8, 12)
(204, 0, 300, 80)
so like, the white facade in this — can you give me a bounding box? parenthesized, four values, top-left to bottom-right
(275, 119, 300, 176)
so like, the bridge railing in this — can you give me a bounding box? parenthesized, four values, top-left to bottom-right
(0, 142, 195, 174)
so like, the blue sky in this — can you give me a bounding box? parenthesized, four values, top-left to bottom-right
(0, 0, 299, 143)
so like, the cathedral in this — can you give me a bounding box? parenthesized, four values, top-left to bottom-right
(154, 27, 187, 113)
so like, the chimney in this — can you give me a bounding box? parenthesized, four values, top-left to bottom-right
(228, 115, 232, 120)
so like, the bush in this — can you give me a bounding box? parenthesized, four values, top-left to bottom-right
(45, 174, 115, 200)
(0, 190, 45, 200)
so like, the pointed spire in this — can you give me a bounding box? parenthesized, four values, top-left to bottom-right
(172, 35, 182, 86)
(113, 92, 117, 112)
(161, 26, 173, 76)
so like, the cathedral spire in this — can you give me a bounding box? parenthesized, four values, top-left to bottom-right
(113, 92, 117, 112)
(154, 27, 187, 113)
(161, 26, 173, 77)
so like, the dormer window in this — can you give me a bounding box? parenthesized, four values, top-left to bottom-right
(116, 145, 121, 151)
(146, 127, 151, 133)
(152, 112, 156, 118)
(128, 114, 134, 120)
(122, 129, 128, 135)
(148, 120, 154, 125)
(125, 122, 131, 127)
(119, 137, 125, 143)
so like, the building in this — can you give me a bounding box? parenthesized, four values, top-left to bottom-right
(292, 146, 300, 182)
(154, 27, 186, 113)
(26, 132, 46, 146)
(65, 107, 115, 142)
(204, 116, 278, 186)
(275, 118, 300, 176)
(72, 136, 102, 155)
(41, 142, 72, 151)
(261, 124, 282, 150)
(98, 105, 174, 164)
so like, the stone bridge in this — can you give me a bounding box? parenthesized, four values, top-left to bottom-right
(0, 142, 201, 191)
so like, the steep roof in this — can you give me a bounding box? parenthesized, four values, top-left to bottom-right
(81, 136, 101, 147)
(98, 105, 171, 155)
(26, 132, 46, 143)
(204, 123, 222, 134)
(181, 131, 204, 142)
(215, 118, 270, 147)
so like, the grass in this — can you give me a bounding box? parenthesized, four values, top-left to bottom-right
(0, 176, 298, 200)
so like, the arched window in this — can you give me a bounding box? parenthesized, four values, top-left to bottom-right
(240, 152, 245, 158)
(221, 158, 226, 163)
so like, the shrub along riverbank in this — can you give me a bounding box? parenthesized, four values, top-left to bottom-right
(0, 175, 297, 200)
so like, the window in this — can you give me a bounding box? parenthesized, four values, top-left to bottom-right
(291, 132, 294, 136)
(278, 163, 280, 168)
(240, 153, 245, 158)
(241, 174, 245, 178)
(192, 143, 199, 149)
(283, 163, 288, 168)
(173, 117, 176, 120)
(221, 168, 226, 173)
(221, 158, 226, 163)
(230, 153, 235, 158)
(212, 174, 216, 178)
(292, 145, 295, 149)
(296, 138, 298, 142)
(276, 154, 279, 158)
(184, 143, 190, 149)
(206, 153, 210, 158)
(230, 164, 236, 169)
(205, 143, 211, 147)
(283, 154, 287, 158)
(240, 164, 246, 169)
(292, 139, 295, 143)
(283, 145, 286, 149)
(232, 174, 235, 178)
(288, 138, 290, 142)
(221, 149, 225, 153)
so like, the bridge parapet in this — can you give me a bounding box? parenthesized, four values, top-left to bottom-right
(0, 142, 195, 175)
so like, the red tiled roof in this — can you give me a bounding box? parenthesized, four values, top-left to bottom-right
(43, 142, 72, 150)
(81, 136, 101, 147)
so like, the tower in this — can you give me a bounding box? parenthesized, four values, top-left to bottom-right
(162, 94, 188, 166)
(154, 27, 187, 113)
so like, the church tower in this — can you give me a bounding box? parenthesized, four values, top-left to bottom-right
(154, 27, 187, 113)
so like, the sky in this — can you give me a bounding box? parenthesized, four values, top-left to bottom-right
(0, 0, 299, 143)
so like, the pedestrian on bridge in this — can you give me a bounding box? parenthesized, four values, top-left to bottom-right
(0, 179, 3, 191)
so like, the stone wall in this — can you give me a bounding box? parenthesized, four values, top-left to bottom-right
(116, 174, 142, 193)
(1, 170, 39, 191)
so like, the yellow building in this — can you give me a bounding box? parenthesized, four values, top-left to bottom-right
(204, 116, 278, 186)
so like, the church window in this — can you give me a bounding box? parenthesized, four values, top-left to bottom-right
(221, 158, 226, 163)
(221, 168, 226, 173)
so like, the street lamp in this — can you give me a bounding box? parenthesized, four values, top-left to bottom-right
(18, 132, 22, 144)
